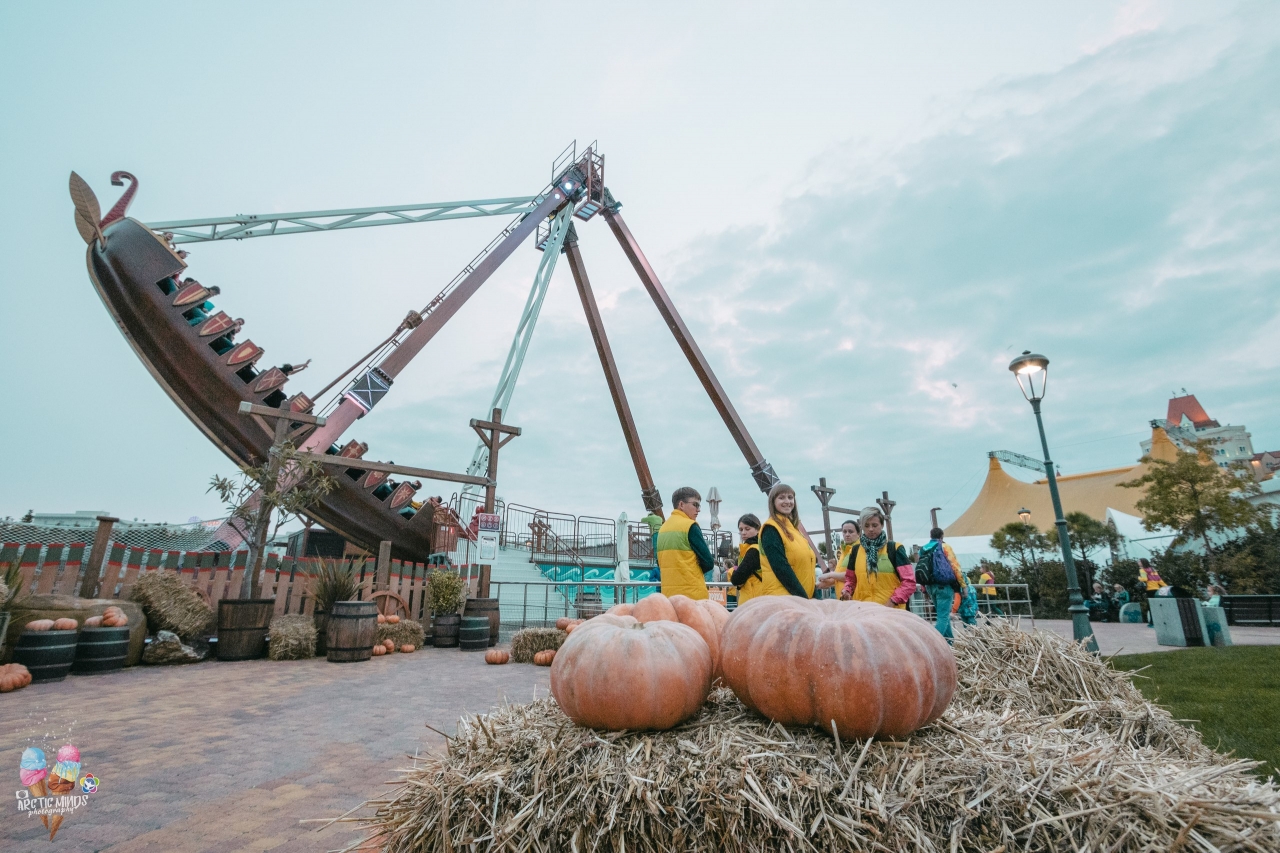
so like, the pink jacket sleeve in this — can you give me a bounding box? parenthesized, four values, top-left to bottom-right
(843, 569, 856, 599)
(889, 562, 917, 606)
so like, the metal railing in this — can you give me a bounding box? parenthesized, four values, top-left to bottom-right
(907, 583, 1035, 626)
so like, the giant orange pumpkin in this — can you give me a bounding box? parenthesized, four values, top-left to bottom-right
(631, 593, 677, 623)
(697, 598, 730, 638)
(604, 602, 633, 617)
(720, 597, 956, 740)
(550, 614, 712, 731)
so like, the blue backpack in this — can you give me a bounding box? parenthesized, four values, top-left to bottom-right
(915, 541, 957, 586)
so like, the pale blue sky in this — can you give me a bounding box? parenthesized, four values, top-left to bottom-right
(2, 2, 1276, 540)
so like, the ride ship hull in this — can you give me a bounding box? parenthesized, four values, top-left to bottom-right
(85, 217, 438, 560)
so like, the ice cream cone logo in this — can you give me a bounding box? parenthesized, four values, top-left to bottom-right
(17, 742, 90, 841)
(19, 746, 50, 831)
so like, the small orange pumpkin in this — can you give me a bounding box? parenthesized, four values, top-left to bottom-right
(399, 644, 415, 654)
(371, 644, 387, 656)
(24, 620, 55, 632)
(720, 597, 957, 740)
(83, 615, 104, 628)
(631, 593, 677, 623)
(485, 649, 510, 665)
(555, 617, 573, 631)
(533, 649, 556, 666)
(550, 614, 712, 731)
(52, 618, 79, 631)
(0, 663, 33, 692)
(382, 639, 395, 652)
(387, 614, 401, 624)
(377, 613, 387, 624)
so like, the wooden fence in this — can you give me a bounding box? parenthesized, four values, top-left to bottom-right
(1, 542, 480, 622)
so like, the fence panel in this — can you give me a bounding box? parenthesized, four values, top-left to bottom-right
(57, 544, 87, 596)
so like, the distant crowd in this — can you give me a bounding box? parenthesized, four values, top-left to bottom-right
(639, 484, 1009, 643)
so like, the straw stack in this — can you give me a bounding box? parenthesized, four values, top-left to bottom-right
(355, 619, 1280, 852)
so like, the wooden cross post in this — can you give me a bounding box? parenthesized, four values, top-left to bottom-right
(876, 490, 897, 542)
(810, 478, 837, 567)
(469, 407, 521, 598)
(236, 402, 327, 599)
(78, 515, 119, 599)
(930, 507, 941, 530)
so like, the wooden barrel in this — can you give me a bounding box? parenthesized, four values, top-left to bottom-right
(313, 612, 330, 656)
(576, 591, 604, 619)
(458, 616, 490, 651)
(72, 627, 131, 674)
(326, 601, 377, 662)
(463, 598, 500, 647)
(217, 599, 276, 661)
(432, 614, 460, 648)
(14, 630, 79, 682)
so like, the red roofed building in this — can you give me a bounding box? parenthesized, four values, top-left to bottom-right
(1141, 392, 1253, 470)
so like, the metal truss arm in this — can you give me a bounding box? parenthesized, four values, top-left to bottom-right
(989, 449, 1058, 475)
(148, 197, 540, 244)
(563, 230, 664, 516)
(603, 206, 779, 492)
(465, 206, 575, 480)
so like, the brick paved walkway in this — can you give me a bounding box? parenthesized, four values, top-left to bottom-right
(0, 648, 549, 853)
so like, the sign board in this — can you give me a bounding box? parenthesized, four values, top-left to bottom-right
(477, 531, 499, 561)
(477, 512, 501, 532)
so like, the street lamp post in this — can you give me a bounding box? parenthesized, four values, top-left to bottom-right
(1009, 351, 1098, 653)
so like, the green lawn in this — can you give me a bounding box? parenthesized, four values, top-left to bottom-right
(1111, 645, 1280, 779)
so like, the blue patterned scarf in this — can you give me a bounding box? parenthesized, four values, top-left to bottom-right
(860, 530, 888, 574)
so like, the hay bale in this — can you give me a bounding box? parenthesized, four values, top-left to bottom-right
(268, 614, 317, 661)
(376, 620, 425, 649)
(360, 619, 1280, 852)
(509, 627, 566, 663)
(130, 571, 215, 639)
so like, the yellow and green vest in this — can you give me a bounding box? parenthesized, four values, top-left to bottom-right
(850, 542, 905, 608)
(758, 516, 815, 598)
(657, 508, 708, 600)
(735, 540, 763, 604)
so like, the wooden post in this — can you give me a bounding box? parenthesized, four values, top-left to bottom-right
(376, 540, 392, 591)
(810, 479, 836, 567)
(877, 491, 897, 542)
(470, 407, 521, 598)
(78, 515, 118, 598)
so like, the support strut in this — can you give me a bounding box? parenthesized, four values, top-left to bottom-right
(562, 227, 664, 516)
(300, 187, 573, 455)
(465, 206, 575, 481)
(602, 205, 778, 492)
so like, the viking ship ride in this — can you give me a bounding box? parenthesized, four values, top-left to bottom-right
(72, 144, 779, 561)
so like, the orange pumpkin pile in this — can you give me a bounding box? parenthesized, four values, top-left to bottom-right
(485, 649, 510, 665)
(720, 597, 956, 740)
(0, 663, 32, 693)
(549, 591, 956, 739)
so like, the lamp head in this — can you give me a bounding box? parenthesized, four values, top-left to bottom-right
(1009, 350, 1049, 402)
(1017, 507, 1031, 524)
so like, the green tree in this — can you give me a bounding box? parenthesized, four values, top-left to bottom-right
(210, 441, 337, 599)
(1122, 439, 1262, 571)
(1064, 511, 1118, 591)
(990, 522, 1054, 606)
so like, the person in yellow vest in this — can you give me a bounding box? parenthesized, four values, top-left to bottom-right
(977, 564, 1003, 616)
(656, 487, 714, 599)
(1137, 558, 1166, 626)
(840, 506, 915, 608)
(728, 513, 764, 604)
(756, 483, 817, 598)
